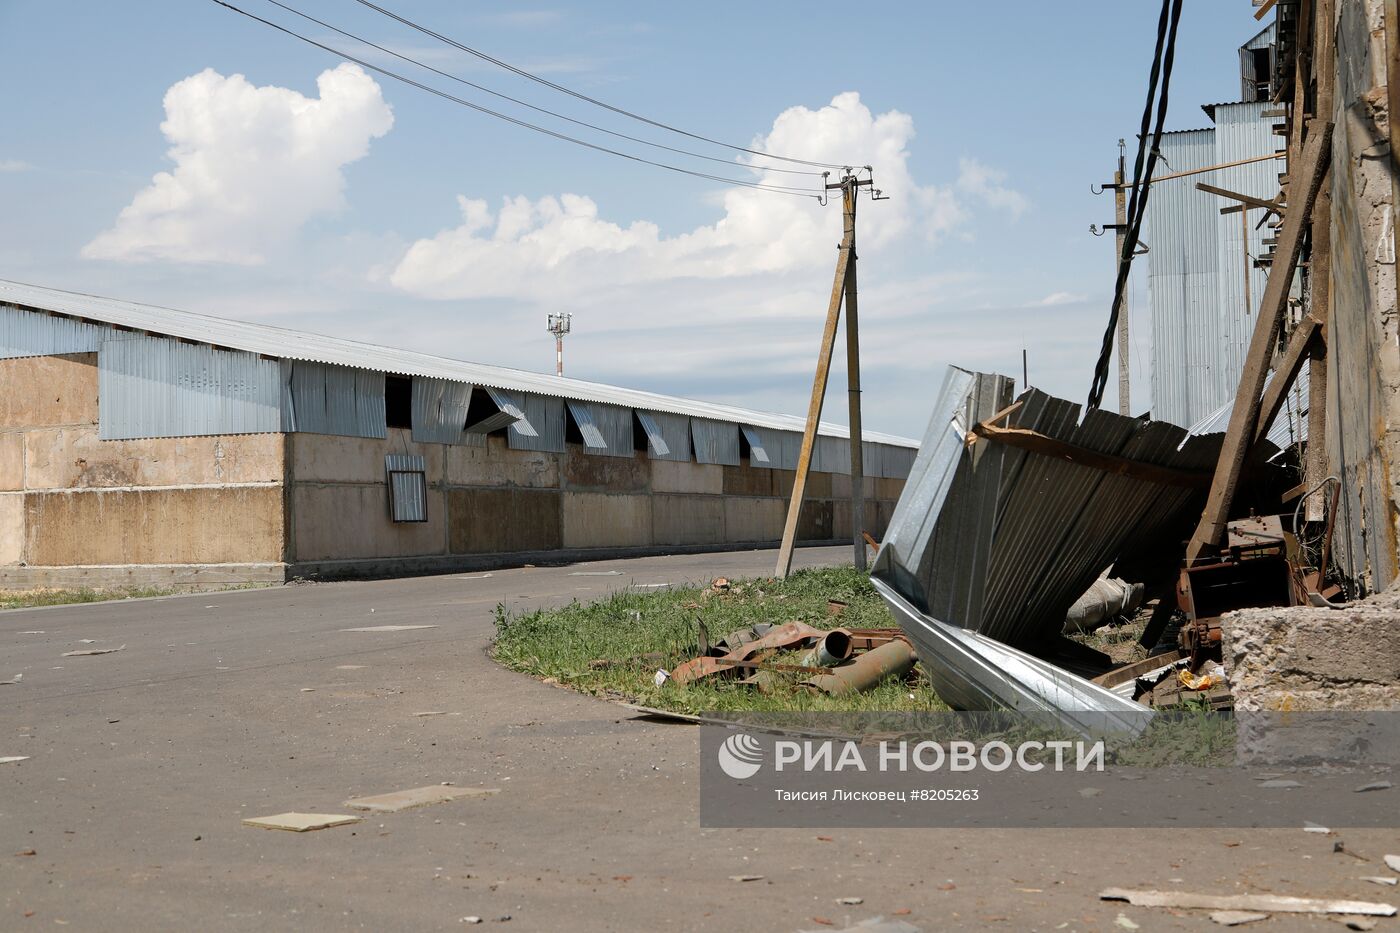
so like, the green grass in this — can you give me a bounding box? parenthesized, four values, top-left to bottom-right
(0, 584, 265, 611)
(491, 566, 949, 714)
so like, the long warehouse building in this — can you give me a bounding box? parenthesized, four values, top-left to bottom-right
(0, 280, 917, 588)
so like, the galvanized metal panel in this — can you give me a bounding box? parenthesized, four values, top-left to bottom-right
(637, 410, 691, 461)
(286, 360, 386, 439)
(0, 280, 916, 451)
(484, 388, 538, 437)
(0, 303, 109, 359)
(411, 376, 474, 445)
(811, 435, 852, 474)
(98, 335, 282, 440)
(690, 417, 739, 466)
(740, 425, 770, 465)
(385, 454, 427, 523)
(760, 430, 802, 471)
(507, 392, 565, 453)
(566, 400, 634, 458)
(1144, 129, 1223, 426)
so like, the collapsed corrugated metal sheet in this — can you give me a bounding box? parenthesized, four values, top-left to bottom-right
(99, 336, 283, 440)
(690, 417, 740, 466)
(286, 360, 386, 439)
(638, 410, 692, 462)
(872, 366, 1224, 722)
(411, 376, 473, 446)
(0, 279, 914, 449)
(566, 400, 634, 458)
(508, 393, 566, 453)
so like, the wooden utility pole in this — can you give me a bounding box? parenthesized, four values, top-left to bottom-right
(775, 172, 875, 578)
(1113, 141, 1131, 415)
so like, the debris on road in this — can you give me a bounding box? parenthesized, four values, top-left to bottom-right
(836, 897, 863, 905)
(1355, 781, 1393, 793)
(1099, 888, 1397, 916)
(1113, 915, 1139, 930)
(1208, 911, 1268, 926)
(61, 645, 124, 657)
(242, 812, 362, 832)
(340, 625, 438, 633)
(801, 918, 920, 933)
(0, 756, 30, 764)
(344, 785, 499, 813)
(1385, 855, 1400, 873)
(727, 874, 764, 882)
(1362, 877, 1398, 886)
(414, 711, 447, 717)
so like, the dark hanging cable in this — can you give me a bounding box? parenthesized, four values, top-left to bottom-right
(350, 0, 853, 170)
(1085, 0, 1184, 411)
(208, 0, 822, 198)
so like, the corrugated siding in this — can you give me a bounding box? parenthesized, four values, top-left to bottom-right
(637, 410, 691, 461)
(567, 400, 634, 457)
(484, 388, 538, 437)
(411, 376, 473, 445)
(98, 336, 282, 440)
(0, 304, 109, 359)
(0, 280, 917, 451)
(1213, 102, 1284, 417)
(1145, 129, 1222, 426)
(385, 454, 427, 523)
(508, 392, 565, 453)
(764, 430, 803, 471)
(691, 417, 740, 465)
(812, 435, 852, 474)
(287, 360, 385, 438)
(740, 425, 771, 464)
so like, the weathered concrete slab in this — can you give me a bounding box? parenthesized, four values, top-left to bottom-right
(24, 427, 282, 489)
(0, 493, 21, 564)
(561, 492, 652, 549)
(291, 429, 443, 485)
(723, 497, 784, 543)
(343, 785, 499, 813)
(448, 488, 561, 554)
(292, 484, 445, 562)
(0, 432, 22, 491)
(242, 812, 362, 832)
(0, 353, 98, 429)
(650, 459, 722, 495)
(444, 437, 558, 488)
(652, 494, 724, 546)
(563, 448, 648, 494)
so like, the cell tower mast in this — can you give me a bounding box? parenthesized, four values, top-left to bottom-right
(546, 313, 572, 376)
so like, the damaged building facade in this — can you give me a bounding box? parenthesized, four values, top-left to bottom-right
(0, 280, 915, 588)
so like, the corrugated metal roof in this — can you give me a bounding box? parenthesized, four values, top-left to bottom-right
(0, 279, 916, 449)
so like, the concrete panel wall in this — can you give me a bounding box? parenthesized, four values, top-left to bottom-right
(24, 486, 283, 565)
(0, 493, 21, 563)
(651, 459, 722, 495)
(0, 353, 98, 429)
(448, 488, 562, 554)
(444, 437, 558, 488)
(25, 427, 282, 489)
(293, 430, 442, 485)
(562, 492, 653, 549)
(723, 497, 784, 543)
(292, 484, 445, 562)
(564, 449, 648, 494)
(0, 434, 22, 491)
(653, 494, 725, 546)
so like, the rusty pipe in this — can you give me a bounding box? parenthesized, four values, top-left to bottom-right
(802, 639, 916, 697)
(802, 628, 854, 668)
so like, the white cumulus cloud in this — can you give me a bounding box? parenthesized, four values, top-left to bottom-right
(83, 64, 393, 265)
(390, 92, 1016, 301)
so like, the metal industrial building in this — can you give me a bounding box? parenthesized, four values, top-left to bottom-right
(0, 279, 916, 587)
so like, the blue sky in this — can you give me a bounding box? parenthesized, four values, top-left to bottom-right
(0, 1, 1271, 437)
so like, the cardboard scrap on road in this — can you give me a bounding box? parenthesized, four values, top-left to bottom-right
(344, 785, 499, 813)
(340, 625, 438, 633)
(61, 645, 124, 657)
(242, 812, 362, 832)
(1100, 888, 1396, 916)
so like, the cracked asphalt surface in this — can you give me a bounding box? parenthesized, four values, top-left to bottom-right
(3, 546, 1397, 931)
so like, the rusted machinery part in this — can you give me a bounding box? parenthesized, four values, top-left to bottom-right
(801, 639, 917, 697)
(802, 628, 854, 668)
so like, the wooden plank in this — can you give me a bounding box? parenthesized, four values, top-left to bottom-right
(969, 421, 1211, 489)
(1196, 181, 1283, 214)
(1254, 315, 1321, 444)
(1100, 887, 1395, 916)
(1186, 123, 1332, 561)
(1254, 0, 1278, 20)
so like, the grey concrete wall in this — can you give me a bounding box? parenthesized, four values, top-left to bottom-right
(287, 431, 905, 579)
(0, 353, 286, 589)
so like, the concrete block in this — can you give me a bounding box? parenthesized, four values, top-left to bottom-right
(292, 430, 441, 485)
(444, 436, 559, 489)
(24, 486, 283, 565)
(0, 434, 22, 491)
(563, 448, 649, 494)
(722, 464, 775, 497)
(0, 493, 21, 563)
(832, 499, 852, 540)
(448, 488, 562, 554)
(292, 484, 446, 562)
(24, 427, 283, 489)
(650, 459, 722, 495)
(652, 494, 725, 546)
(562, 492, 652, 549)
(797, 500, 834, 542)
(768, 469, 831, 499)
(0, 353, 98, 429)
(723, 497, 784, 543)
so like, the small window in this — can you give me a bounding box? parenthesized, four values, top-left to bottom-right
(386, 454, 427, 522)
(385, 375, 413, 430)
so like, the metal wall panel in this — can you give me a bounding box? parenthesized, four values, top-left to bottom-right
(740, 425, 771, 465)
(812, 435, 852, 474)
(385, 454, 427, 522)
(99, 336, 282, 440)
(690, 417, 740, 465)
(411, 376, 474, 445)
(637, 410, 691, 461)
(508, 392, 565, 453)
(566, 400, 634, 457)
(485, 388, 539, 437)
(0, 304, 109, 359)
(764, 430, 803, 471)
(286, 360, 386, 438)
(1145, 130, 1223, 426)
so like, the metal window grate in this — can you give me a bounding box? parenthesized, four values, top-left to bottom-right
(386, 454, 427, 523)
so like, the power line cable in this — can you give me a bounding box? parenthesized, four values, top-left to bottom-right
(261, 0, 825, 177)
(1086, 0, 1183, 411)
(351, 0, 852, 171)
(209, 0, 822, 198)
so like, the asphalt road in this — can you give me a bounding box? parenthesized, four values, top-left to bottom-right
(3, 547, 1397, 932)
